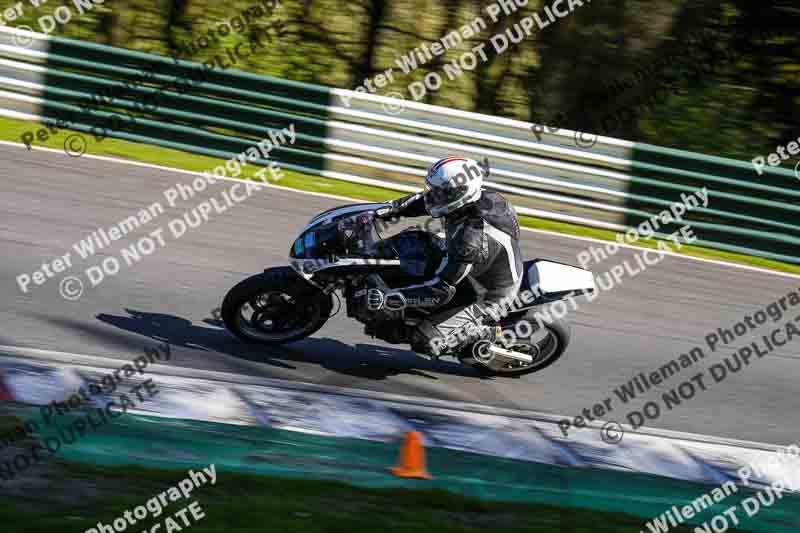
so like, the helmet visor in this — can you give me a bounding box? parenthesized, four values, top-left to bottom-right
(424, 182, 469, 214)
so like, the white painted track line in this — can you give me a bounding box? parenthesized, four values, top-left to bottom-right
(1, 139, 798, 280)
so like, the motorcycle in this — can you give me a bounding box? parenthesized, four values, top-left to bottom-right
(222, 197, 596, 377)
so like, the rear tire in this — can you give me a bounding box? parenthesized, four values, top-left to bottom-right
(222, 267, 333, 345)
(460, 315, 571, 377)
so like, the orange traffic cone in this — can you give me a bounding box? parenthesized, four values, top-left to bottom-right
(389, 431, 432, 479)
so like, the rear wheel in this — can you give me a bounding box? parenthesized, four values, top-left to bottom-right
(222, 267, 333, 345)
(460, 316, 571, 377)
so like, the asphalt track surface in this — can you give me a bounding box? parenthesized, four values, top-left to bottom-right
(1, 144, 798, 445)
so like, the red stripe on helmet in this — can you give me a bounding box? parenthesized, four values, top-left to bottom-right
(430, 157, 466, 174)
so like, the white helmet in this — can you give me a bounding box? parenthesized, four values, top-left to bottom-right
(424, 157, 484, 218)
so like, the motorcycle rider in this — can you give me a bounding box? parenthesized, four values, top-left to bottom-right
(370, 156, 524, 358)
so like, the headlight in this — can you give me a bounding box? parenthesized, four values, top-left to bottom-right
(291, 237, 305, 258)
(290, 226, 337, 259)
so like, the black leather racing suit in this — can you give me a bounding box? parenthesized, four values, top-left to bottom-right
(385, 189, 524, 356)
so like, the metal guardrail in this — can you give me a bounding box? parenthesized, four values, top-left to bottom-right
(0, 26, 798, 263)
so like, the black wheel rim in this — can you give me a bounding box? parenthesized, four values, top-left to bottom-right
(234, 290, 321, 342)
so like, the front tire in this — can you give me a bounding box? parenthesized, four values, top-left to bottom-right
(222, 267, 332, 345)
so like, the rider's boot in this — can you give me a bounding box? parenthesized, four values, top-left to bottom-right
(411, 322, 498, 360)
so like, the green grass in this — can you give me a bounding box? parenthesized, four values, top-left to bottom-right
(0, 459, 758, 533)
(4, 115, 799, 275)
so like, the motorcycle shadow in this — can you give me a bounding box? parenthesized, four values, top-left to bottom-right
(94, 308, 487, 381)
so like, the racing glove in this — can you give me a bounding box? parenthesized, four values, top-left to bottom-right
(366, 287, 407, 311)
(363, 275, 407, 312)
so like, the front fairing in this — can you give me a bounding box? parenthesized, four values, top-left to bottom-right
(288, 203, 392, 280)
(286, 203, 445, 284)
(301, 203, 390, 234)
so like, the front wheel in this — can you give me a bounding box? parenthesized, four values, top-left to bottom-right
(460, 316, 571, 377)
(222, 267, 333, 345)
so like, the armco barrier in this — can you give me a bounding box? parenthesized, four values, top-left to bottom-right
(0, 26, 798, 263)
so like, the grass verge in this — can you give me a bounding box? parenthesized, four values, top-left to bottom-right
(4, 115, 799, 276)
(1, 458, 758, 533)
